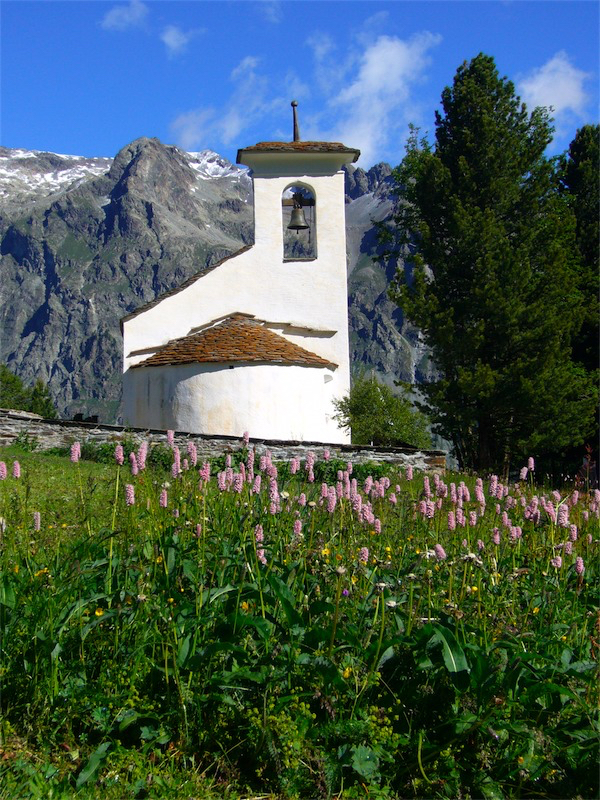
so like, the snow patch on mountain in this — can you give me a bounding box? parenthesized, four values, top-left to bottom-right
(0, 147, 111, 205)
(187, 150, 247, 181)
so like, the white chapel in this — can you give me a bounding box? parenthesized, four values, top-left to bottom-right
(121, 103, 359, 443)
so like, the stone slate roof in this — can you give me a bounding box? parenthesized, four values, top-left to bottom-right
(132, 314, 337, 369)
(237, 141, 360, 162)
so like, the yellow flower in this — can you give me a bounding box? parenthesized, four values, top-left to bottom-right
(156, 555, 164, 564)
(321, 547, 330, 556)
(167, 597, 174, 604)
(351, 575, 358, 585)
(415, 548, 421, 554)
(13, 565, 19, 574)
(517, 756, 524, 765)
(61, 523, 67, 529)
(532, 607, 540, 614)
(241, 601, 250, 612)
(471, 586, 478, 593)
(34, 568, 49, 578)
(385, 546, 391, 553)
(95, 608, 104, 617)
(343, 667, 352, 679)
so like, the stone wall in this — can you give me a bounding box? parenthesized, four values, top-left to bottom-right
(0, 409, 447, 471)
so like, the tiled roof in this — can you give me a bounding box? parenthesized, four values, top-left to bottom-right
(120, 245, 254, 328)
(132, 314, 337, 369)
(237, 141, 360, 162)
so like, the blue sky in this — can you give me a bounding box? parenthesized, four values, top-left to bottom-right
(1, 1, 598, 167)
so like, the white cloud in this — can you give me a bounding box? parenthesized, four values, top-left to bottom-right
(257, 1, 283, 24)
(169, 27, 442, 166)
(323, 32, 442, 165)
(170, 56, 281, 151)
(101, 0, 148, 31)
(518, 51, 590, 119)
(171, 108, 216, 151)
(160, 25, 202, 57)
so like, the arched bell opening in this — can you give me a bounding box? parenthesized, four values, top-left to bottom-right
(282, 183, 317, 260)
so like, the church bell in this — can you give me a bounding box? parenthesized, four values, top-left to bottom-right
(287, 192, 310, 232)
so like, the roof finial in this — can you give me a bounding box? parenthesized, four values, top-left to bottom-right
(291, 100, 300, 142)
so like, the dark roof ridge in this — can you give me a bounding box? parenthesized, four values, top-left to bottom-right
(237, 141, 360, 162)
(120, 243, 254, 330)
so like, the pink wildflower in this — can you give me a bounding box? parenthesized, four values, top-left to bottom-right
(242, 431, 250, 446)
(448, 511, 456, 531)
(374, 518, 381, 534)
(217, 472, 227, 491)
(233, 473, 243, 493)
(358, 547, 369, 564)
(528, 457, 535, 472)
(125, 484, 135, 506)
(167, 430, 175, 447)
(290, 458, 299, 475)
(323, 449, 330, 461)
(575, 556, 585, 575)
(434, 544, 447, 560)
(293, 519, 302, 537)
(564, 541, 573, 555)
(159, 489, 168, 508)
(12, 461, 21, 479)
(172, 447, 181, 478)
(129, 452, 138, 476)
(327, 488, 337, 514)
(114, 444, 124, 465)
(187, 441, 198, 467)
(569, 524, 578, 542)
(199, 462, 211, 483)
(477, 539, 485, 551)
(33, 511, 41, 531)
(550, 556, 562, 569)
(298, 492, 306, 507)
(254, 524, 264, 543)
(252, 475, 261, 494)
(257, 548, 267, 565)
(137, 441, 148, 471)
(557, 504, 569, 527)
(196, 524, 202, 537)
(469, 511, 478, 527)
(406, 465, 413, 481)
(492, 528, 500, 545)
(0, 462, 6, 480)
(70, 442, 81, 463)
(389, 492, 397, 505)
(519, 467, 528, 481)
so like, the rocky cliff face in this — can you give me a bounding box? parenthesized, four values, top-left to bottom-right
(0, 139, 430, 422)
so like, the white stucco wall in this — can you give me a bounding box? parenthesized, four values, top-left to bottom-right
(124, 361, 342, 442)
(122, 150, 354, 443)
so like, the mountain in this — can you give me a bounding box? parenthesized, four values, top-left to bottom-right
(0, 138, 432, 422)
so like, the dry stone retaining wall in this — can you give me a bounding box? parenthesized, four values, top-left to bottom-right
(0, 409, 446, 471)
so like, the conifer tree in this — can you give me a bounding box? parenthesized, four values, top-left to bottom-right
(384, 54, 596, 471)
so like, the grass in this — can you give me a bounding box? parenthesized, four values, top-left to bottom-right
(0, 440, 598, 799)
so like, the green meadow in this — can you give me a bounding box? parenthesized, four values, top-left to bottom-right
(0, 440, 597, 799)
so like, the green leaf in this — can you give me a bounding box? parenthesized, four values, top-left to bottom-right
(75, 741, 111, 787)
(177, 634, 191, 668)
(0, 577, 15, 609)
(429, 623, 469, 673)
(351, 745, 380, 780)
